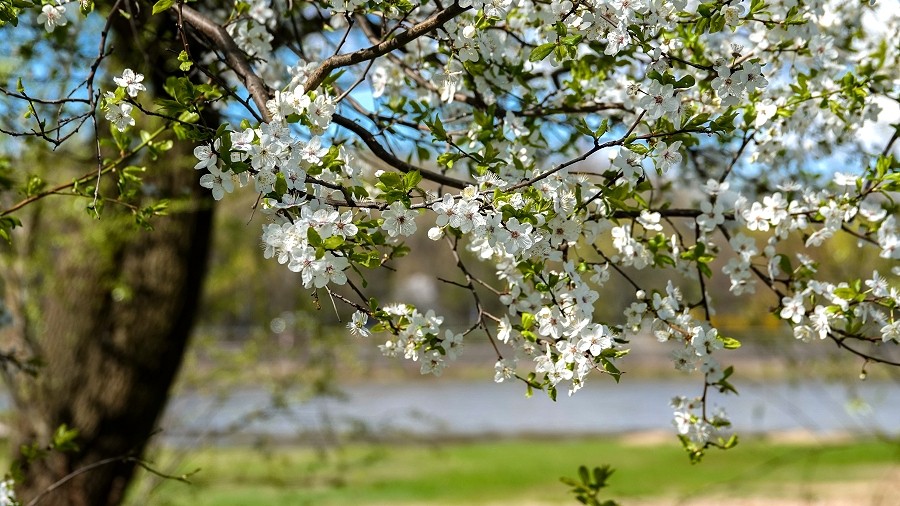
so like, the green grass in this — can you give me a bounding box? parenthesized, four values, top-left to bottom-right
(127, 436, 900, 505)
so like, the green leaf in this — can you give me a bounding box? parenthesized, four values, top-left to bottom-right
(0, 216, 22, 244)
(520, 312, 535, 330)
(833, 286, 858, 299)
(578, 465, 590, 484)
(163, 76, 196, 105)
(437, 152, 462, 169)
(178, 50, 193, 72)
(561, 34, 583, 46)
(429, 115, 447, 142)
(599, 357, 621, 383)
(723, 434, 739, 449)
(322, 236, 344, 249)
(709, 13, 726, 33)
(307, 228, 323, 248)
(560, 477, 580, 487)
(625, 142, 650, 155)
(403, 170, 422, 191)
(717, 379, 739, 395)
(24, 175, 45, 196)
(529, 42, 556, 62)
(874, 154, 893, 178)
(110, 124, 131, 150)
(274, 172, 288, 195)
(573, 119, 594, 137)
(777, 253, 792, 275)
(377, 172, 403, 190)
(718, 336, 742, 349)
(52, 424, 80, 452)
(674, 75, 696, 89)
(697, 2, 716, 17)
(594, 118, 609, 138)
(151, 0, 174, 15)
(19, 443, 45, 463)
(320, 69, 346, 88)
(593, 465, 614, 487)
(698, 263, 712, 278)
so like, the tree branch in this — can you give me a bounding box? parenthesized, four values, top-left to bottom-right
(179, 6, 272, 122)
(332, 114, 468, 189)
(304, 3, 468, 92)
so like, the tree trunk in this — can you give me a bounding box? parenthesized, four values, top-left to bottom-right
(6, 155, 213, 506)
(4, 4, 216, 503)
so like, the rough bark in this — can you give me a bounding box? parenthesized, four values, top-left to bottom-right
(4, 3, 215, 504)
(6, 150, 213, 505)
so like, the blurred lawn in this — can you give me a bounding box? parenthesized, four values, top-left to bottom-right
(127, 436, 900, 505)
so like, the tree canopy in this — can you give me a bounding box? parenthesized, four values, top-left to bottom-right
(1, 0, 899, 481)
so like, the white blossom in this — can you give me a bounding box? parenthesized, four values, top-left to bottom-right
(381, 201, 418, 237)
(114, 69, 146, 97)
(36, 4, 66, 32)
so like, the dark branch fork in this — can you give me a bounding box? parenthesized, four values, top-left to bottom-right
(179, 4, 474, 188)
(304, 3, 469, 92)
(181, 3, 469, 120)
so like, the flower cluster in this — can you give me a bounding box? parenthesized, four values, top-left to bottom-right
(97, 0, 898, 460)
(191, 88, 336, 202)
(671, 396, 733, 456)
(375, 304, 464, 377)
(103, 69, 145, 132)
(260, 200, 357, 289)
(711, 57, 768, 108)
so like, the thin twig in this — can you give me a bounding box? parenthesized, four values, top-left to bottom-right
(86, 0, 125, 210)
(1, 125, 169, 217)
(26, 455, 195, 506)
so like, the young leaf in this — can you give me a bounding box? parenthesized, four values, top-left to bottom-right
(152, 0, 174, 15)
(529, 42, 556, 62)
